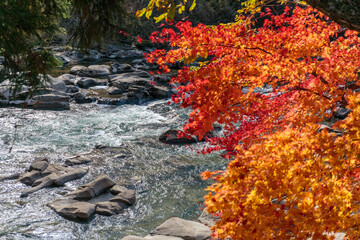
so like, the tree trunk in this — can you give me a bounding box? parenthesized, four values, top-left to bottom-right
(305, 0, 360, 32)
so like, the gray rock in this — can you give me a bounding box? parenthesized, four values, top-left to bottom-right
(67, 174, 116, 200)
(149, 86, 173, 99)
(77, 78, 103, 88)
(66, 85, 80, 93)
(53, 168, 88, 186)
(150, 217, 211, 240)
(70, 65, 111, 77)
(46, 76, 67, 93)
(97, 97, 129, 105)
(42, 164, 68, 175)
(95, 201, 124, 216)
(29, 159, 49, 172)
(65, 157, 92, 166)
(58, 74, 79, 85)
(48, 199, 95, 220)
(110, 185, 128, 195)
(109, 71, 151, 90)
(18, 171, 42, 186)
(159, 130, 197, 144)
(134, 63, 150, 71)
(33, 91, 70, 110)
(21, 173, 58, 197)
(107, 86, 125, 95)
(74, 92, 93, 104)
(109, 189, 136, 205)
(110, 63, 134, 74)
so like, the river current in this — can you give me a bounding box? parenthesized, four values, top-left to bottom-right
(0, 100, 225, 239)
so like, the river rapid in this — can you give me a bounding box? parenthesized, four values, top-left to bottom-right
(0, 99, 225, 239)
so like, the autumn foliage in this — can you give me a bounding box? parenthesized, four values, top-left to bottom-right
(144, 3, 360, 239)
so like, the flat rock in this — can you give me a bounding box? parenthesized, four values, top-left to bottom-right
(48, 199, 95, 220)
(67, 174, 116, 200)
(95, 201, 124, 216)
(109, 189, 136, 205)
(58, 74, 79, 85)
(70, 65, 110, 77)
(29, 159, 49, 172)
(110, 63, 134, 74)
(18, 171, 42, 186)
(33, 91, 70, 110)
(109, 71, 151, 90)
(65, 156, 92, 166)
(149, 86, 173, 99)
(150, 217, 211, 240)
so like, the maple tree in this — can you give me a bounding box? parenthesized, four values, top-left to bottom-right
(140, 1, 360, 239)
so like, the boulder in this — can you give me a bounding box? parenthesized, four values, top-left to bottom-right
(74, 92, 93, 104)
(109, 71, 151, 90)
(77, 78, 104, 88)
(66, 85, 80, 93)
(20, 163, 87, 197)
(48, 199, 95, 220)
(107, 86, 125, 95)
(65, 156, 92, 166)
(110, 63, 134, 74)
(70, 65, 111, 77)
(45, 76, 67, 93)
(67, 174, 116, 200)
(95, 201, 124, 216)
(0, 173, 21, 182)
(29, 158, 49, 172)
(159, 130, 197, 144)
(18, 171, 42, 186)
(110, 185, 128, 195)
(150, 217, 211, 240)
(33, 91, 70, 110)
(58, 74, 79, 85)
(109, 189, 136, 205)
(149, 86, 173, 99)
(53, 168, 88, 186)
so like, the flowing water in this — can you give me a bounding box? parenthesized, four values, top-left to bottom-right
(0, 100, 226, 239)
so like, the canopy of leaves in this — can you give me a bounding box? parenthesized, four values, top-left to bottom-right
(145, 4, 360, 239)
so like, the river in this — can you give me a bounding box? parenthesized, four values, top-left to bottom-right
(0, 99, 225, 239)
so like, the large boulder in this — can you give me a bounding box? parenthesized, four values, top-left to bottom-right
(58, 74, 79, 85)
(109, 71, 151, 90)
(70, 65, 111, 77)
(32, 91, 70, 110)
(95, 201, 124, 216)
(66, 174, 116, 200)
(148, 86, 174, 99)
(48, 199, 95, 220)
(109, 188, 136, 205)
(110, 62, 134, 74)
(150, 217, 211, 240)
